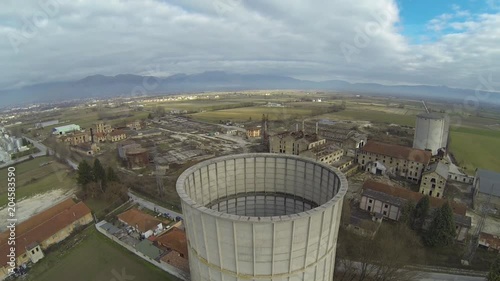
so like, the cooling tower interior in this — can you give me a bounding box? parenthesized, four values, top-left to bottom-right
(176, 153, 348, 281)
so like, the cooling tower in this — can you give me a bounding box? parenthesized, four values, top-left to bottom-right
(176, 153, 347, 281)
(413, 113, 449, 155)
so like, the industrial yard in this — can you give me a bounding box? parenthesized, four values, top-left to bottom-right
(1, 90, 500, 280)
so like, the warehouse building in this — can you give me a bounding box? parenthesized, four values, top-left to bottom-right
(358, 140, 432, 183)
(299, 143, 344, 165)
(472, 169, 500, 211)
(360, 180, 470, 241)
(269, 130, 325, 155)
(0, 199, 93, 279)
(52, 124, 81, 135)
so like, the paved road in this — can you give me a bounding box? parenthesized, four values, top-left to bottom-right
(128, 191, 183, 219)
(23, 137, 47, 157)
(0, 137, 48, 169)
(419, 272, 485, 281)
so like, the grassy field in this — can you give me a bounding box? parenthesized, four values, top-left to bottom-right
(317, 108, 417, 127)
(25, 227, 178, 281)
(0, 157, 75, 207)
(449, 126, 500, 173)
(189, 106, 315, 122)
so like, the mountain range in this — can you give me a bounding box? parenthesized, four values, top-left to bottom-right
(2, 71, 500, 108)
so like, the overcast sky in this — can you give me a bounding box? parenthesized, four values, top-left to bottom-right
(1, 0, 499, 91)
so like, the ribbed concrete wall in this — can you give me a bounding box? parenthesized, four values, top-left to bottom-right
(413, 114, 449, 155)
(176, 153, 348, 281)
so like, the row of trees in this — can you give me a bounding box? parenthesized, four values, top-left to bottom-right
(76, 159, 128, 203)
(400, 195, 457, 247)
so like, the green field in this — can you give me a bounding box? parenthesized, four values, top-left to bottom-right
(189, 106, 315, 122)
(449, 126, 500, 173)
(25, 227, 178, 281)
(0, 156, 75, 207)
(318, 109, 418, 127)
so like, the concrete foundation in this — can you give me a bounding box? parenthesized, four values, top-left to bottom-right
(177, 153, 348, 281)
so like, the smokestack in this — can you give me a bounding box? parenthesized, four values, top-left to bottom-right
(316, 122, 318, 134)
(296, 124, 299, 132)
(90, 128, 94, 143)
(302, 120, 305, 132)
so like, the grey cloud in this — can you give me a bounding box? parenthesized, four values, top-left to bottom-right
(0, 0, 499, 92)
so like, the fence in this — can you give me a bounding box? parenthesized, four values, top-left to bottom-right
(95, 221, 190, 281)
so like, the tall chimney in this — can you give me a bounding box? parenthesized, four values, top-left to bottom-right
(296, 123, 299, 132)
(90, 128, 94, 143)
(302, 120, 305, 132)
(316, 122, 319, 134)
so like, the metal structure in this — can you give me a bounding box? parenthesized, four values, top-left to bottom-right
(177, 153, 348, 281)
(462, 184, 494, 265)
(413, 113, 450, 155)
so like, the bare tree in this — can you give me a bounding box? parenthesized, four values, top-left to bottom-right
(335, 224, 422, 281)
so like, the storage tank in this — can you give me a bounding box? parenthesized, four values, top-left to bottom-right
(15, 138, 23, 149)
(413, 113, 449, 155)
(6, 142, 14, 152)
(177, 153, 347, 281)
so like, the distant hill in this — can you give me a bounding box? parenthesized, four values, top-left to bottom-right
(1, 71, 499, 107)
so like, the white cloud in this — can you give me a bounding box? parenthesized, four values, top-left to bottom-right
(0, 0, 499, 92)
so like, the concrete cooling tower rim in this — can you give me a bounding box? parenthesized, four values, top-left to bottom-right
(176, 153, 348, 223)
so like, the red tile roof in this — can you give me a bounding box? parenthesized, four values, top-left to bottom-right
(363, 180, 467, 216)
(161, 251, 189, 272)
(0, 200, 92, 267)
(0, 199, 76, 243)
(154, 227, 188, 258)
(117, 208, 163, 233)
(361, 140, 431, 164)
(479, 232, 500, 250)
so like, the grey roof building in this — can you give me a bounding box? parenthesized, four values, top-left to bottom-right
(474, 169, 500, 197)
(136, 239, 163, 260)
(424, 161, 449, 179)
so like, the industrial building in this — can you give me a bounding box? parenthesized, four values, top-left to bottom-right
(319, 128, 366, 157)
(61, 131, 89, 145)
(35, 119, 59, 129)
(107, 129, 127, 142)
(472, 169, 500, 210)
(70, 142, 100, 156)
(52, 124, 81, 135)
(125, 147, 149, 169)
(245, 127, 261, 138)
(177, 153, 347, 281)
(299, 143, 344, 165)
(360, 180, 470, 241)
(0, 199, 93, 279)
(269, 130, 325, 155)
(419, 161, 449, 198)
(95, 121, 112, 134)
(413, 113, 450, 155)
(358, 140, 432, 183)
(0, 133, 27, 163)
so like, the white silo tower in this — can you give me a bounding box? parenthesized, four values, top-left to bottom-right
(413, 113, 449, 155)
(15, 138, 23, 149)
(6, 142, 15, 152)
(177, 153, 348, 281)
